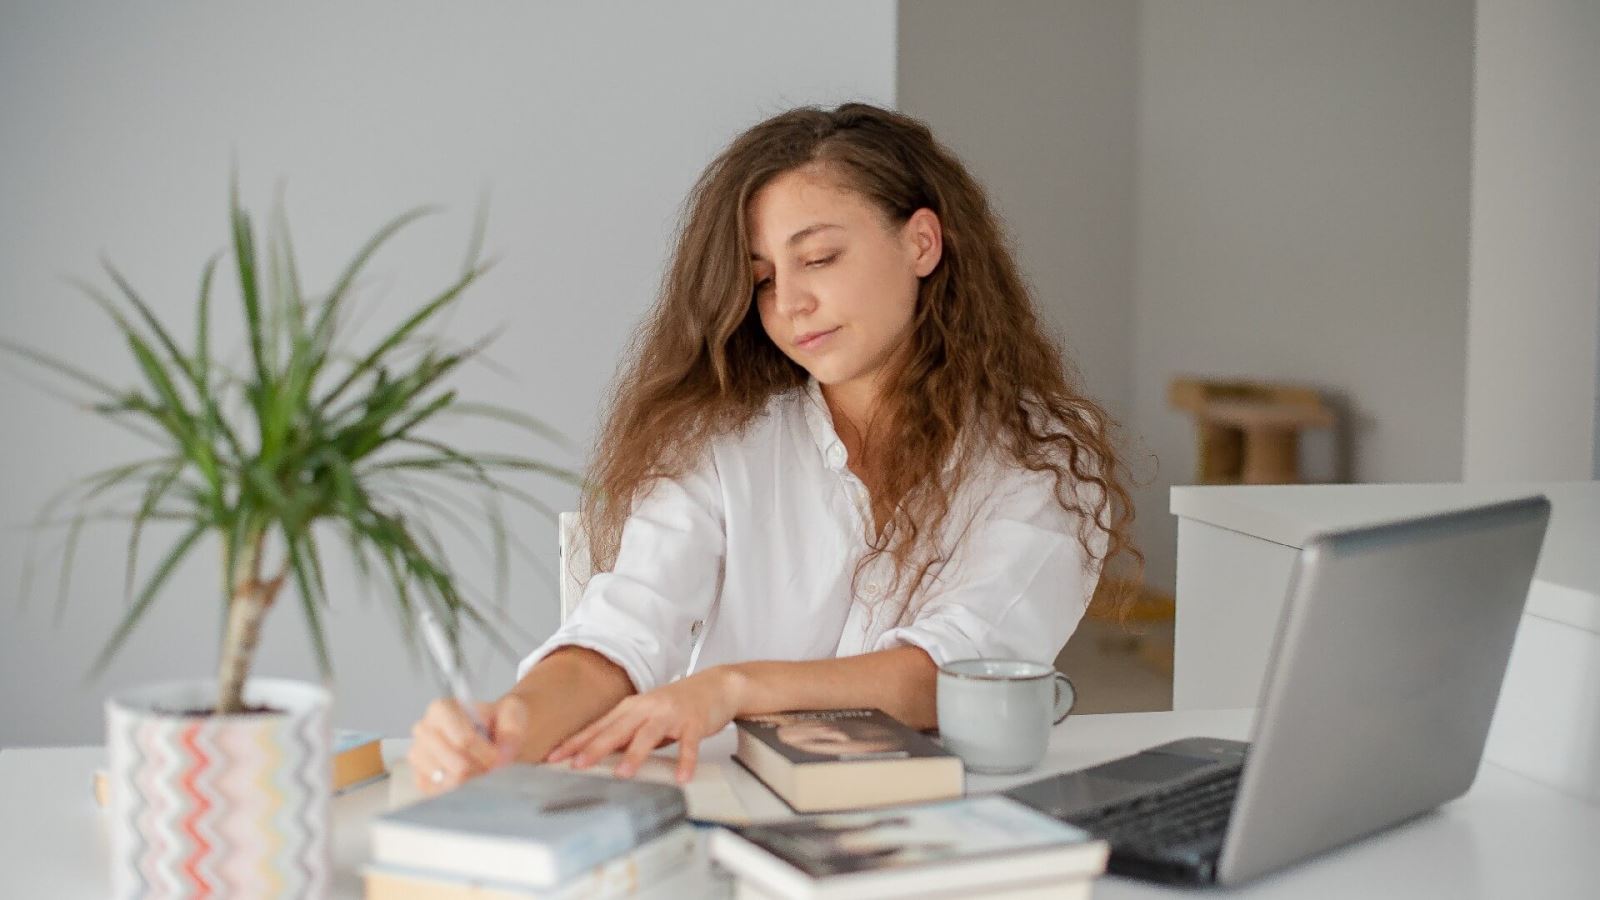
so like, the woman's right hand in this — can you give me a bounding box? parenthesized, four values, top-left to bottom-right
(406, 693, 532, 795)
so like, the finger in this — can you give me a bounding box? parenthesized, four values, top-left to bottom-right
(616, 719, 670, 779)
(409, 740, 475, 795)
(429, 699, 498, 771)
(548, 705, 626, 763)
(417, 718, 490, 777)
(675, 726, 702, 784)
(545, 710, 612, 762)
(573, 709, 649, 769)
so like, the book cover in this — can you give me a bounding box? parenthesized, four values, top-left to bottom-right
(732, 709, 963, 813)
(372, 764, 687, 889)
(710, 795, 1107, 899)
(737, 709, 947, 764)
(363, 822, 697, 900)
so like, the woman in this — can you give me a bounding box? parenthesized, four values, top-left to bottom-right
(407, 102, 1139, 793)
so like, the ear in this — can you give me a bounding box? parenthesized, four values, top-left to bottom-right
(904, 208, 943, 278)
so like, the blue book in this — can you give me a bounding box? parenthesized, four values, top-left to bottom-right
(371, 764, 687, 889)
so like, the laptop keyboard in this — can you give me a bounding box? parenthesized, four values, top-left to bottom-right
(1060, 764, 1243, 884)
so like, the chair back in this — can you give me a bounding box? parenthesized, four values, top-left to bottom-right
(557, 511, 589, 624)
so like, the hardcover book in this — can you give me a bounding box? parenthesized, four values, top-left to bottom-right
(363, 822, 696, 900)
(733, 709, 963, 813)
(371, 764, 687, 889)
(709, 795, 1108, 900)
(331, 729, 387, 792)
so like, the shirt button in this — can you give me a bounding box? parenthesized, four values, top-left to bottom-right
(826, 443, 846, 468)
(864, 582, 883, 598)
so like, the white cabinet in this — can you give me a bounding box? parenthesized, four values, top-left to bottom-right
(1170, 481, 1600, 802)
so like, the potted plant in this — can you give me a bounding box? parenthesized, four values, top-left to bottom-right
(4, 174, 577, 897)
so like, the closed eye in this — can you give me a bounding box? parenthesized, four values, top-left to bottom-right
(753, 253, 840, 294)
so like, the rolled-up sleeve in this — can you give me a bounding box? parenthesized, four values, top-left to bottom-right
(870, 468, 1107, 667)
(515, 446, 725, 693)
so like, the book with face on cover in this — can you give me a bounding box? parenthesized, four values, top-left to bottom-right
(709, 795, 1109, 900)
(732, 709, 963, 813)
(371, 764, 687, 889)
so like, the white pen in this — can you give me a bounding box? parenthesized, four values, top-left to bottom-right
(417, 608, 493, 742)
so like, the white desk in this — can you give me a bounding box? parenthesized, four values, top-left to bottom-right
(1170, 481, 1600, 802)
(4, 708, 1598, 898)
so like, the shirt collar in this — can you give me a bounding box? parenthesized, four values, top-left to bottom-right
(801, 375, 850, 473)
(799, 374, 971, 477)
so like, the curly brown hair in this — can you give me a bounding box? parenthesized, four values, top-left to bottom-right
(578, 101, 1141, 626)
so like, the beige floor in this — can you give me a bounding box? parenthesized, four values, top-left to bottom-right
(1054, 616, 1174, 715)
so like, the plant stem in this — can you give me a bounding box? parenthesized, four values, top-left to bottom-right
(216, 526, 281, 713)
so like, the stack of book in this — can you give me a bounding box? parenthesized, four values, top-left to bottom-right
(365, 764, 696, 900)
(711, 795, 1109, 899)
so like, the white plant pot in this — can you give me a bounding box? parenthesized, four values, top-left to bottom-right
(105, 678, 332, 899)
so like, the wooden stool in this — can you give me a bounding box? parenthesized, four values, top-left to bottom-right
(1169, 378, 1334, 484)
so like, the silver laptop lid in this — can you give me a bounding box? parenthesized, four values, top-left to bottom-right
(1217, 496, 1549, 886)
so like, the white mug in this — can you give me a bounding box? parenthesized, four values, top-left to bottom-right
(936, 658, 1076, 775)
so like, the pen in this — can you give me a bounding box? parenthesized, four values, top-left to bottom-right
(417, 608, 493, 742)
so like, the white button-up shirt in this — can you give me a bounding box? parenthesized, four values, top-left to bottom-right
(516, 377, 1104, 694)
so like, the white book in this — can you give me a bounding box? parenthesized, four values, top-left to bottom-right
(710, 795, 1108, 900)
(372, 764, 686, 889)
(364, 823, 697, 900)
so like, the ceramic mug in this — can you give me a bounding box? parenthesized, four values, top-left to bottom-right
(936, 658, 1077, 775)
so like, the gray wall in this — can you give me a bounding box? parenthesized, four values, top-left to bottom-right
(1462, 0, 1600, 481)
(897, 0, 1140, 438)
(0, 2, 896, 747)
(1129, 0, 1476, 589)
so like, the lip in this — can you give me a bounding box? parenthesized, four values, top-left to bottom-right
(795, 327, 840, 350)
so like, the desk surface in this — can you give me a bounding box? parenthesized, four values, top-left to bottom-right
(3, 708, 1597, 899)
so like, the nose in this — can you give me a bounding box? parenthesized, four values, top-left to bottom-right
(771, 273, 816, 319)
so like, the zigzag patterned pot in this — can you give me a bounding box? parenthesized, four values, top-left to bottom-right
(105, 678, 332, 899)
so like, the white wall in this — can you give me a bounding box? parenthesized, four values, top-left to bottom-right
(896, 1, 1139, 437)
(1129, 0, 1476, 589)
(0, 2, 896, 747)
(1462, 0, 1600, 482)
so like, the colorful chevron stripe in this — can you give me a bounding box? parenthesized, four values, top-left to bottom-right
(107, 679, 332, 899)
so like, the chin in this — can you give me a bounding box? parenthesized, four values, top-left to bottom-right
(798, 361, 854, 386)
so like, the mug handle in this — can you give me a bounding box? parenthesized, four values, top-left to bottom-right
(1052, 672, 1077, 724)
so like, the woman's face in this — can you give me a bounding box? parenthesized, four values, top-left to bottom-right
(747, 165, 942, 395)
(774, 720, 904, 757)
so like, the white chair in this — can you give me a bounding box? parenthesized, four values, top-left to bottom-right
(557, 511, 588, 624)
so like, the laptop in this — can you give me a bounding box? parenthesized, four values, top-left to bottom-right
(1004, 495, 1550, 886)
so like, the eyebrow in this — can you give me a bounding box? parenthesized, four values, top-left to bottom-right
(749, 223, 844, 262)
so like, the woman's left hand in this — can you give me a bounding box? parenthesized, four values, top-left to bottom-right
(545, 666, 746, 783)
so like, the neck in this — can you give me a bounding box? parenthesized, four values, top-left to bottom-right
(819, 376, 884, 445)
